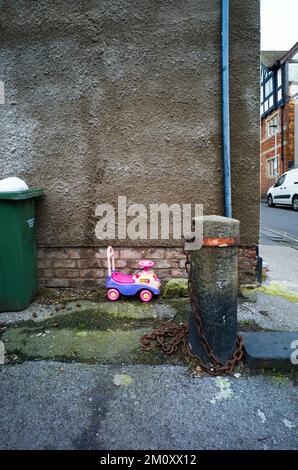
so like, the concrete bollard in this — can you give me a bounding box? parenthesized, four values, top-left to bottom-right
(188, 215, 240, 364)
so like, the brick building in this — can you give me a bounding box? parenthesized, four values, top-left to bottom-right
(261, 43, 298, 197)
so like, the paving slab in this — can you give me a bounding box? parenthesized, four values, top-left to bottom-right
(2, 327, 150, 364)
(242, 331, 298, 370)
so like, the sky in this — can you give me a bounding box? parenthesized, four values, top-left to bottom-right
(261, 0, 298, 50)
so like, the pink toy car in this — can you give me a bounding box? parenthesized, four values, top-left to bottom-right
(105, 246, 161, 302)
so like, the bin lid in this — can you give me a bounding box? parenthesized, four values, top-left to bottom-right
(0, 188, 44, 200)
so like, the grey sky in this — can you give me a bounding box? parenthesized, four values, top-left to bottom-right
(261, 0, 298, 50)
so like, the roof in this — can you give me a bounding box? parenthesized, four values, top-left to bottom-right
(261, 51, 287, 68)
(261, 41, 298, 69)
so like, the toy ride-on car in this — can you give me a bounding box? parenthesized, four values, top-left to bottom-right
(105, 246, 160, 302)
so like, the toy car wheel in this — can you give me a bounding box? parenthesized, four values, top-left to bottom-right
(140, 289, 153, 302)
(107, 288, 120, 301)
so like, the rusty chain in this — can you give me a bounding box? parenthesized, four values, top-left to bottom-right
(140, 247, 244, 376)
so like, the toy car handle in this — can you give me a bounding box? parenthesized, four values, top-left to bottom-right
(139, 260, 155, 270)
(107, 246, 115, 276)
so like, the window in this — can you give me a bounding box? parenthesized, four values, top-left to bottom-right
(287, 51, 298, 98)
(289, 63, 298, 82)
(267, 114, 279, 137)
(266, 158, 275, 178)
(260, 65, 275, 116)
(289, 83, 298, 98)
(269, 95, 274, 107)
(276, 67, 283, 104)
(274, 174, 286, 187)
(265, 78, 273, 96)
(277, 69, 282, 87)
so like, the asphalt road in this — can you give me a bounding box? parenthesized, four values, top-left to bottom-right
(0, 362, 297, 450)
(261, 203, 298, 246)
(260, 202, 298, 291)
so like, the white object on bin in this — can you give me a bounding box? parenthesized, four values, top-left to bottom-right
(0, 177, 29, 192)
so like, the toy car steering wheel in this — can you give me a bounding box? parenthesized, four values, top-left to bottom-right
(138, 260, 155, 271)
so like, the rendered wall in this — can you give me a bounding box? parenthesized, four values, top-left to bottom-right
(0, 0, 260, 248)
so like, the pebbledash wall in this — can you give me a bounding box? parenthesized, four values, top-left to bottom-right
(0, 1, 260, 288)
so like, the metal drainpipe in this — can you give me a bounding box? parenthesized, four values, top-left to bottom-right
(221, 0, 232, 218)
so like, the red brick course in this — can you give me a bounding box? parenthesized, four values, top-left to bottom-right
(38, 246, 257, 288)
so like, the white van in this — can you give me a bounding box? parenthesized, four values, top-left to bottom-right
(267, 168, 298, 211)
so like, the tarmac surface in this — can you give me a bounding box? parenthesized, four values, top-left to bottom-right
(0, 362, 297, 450)
(260, 203, 298, 292)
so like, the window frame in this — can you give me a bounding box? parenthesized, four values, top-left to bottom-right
(266, 113, 279, 138)
(266, 158, 276, 178)
(287, 51, 298, 99)
(275, 66, 284, 106)
(260, 65, 275, 116)
(260, 64, 285, 117)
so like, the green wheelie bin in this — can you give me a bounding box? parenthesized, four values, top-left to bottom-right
(0, 189, 44, 312)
